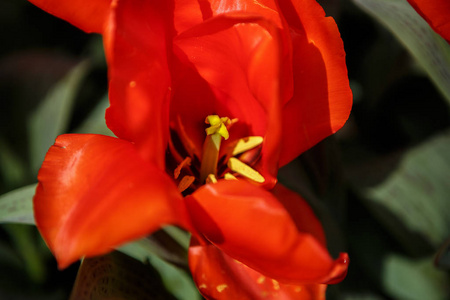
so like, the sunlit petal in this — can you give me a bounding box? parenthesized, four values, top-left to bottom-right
(34, 134, 187, 268)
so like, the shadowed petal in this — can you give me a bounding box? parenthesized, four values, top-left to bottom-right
(277, 0, 352, 166)
(104, 0, 173, 169)
(407, 0, 450, 42)
(28, 0, 111, 33)
(186, 180, 348, 284)
(189, 237, 327, 300)
(34, 134, 187, 269)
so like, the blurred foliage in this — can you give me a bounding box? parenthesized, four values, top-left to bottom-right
(0, 0, 449, 299)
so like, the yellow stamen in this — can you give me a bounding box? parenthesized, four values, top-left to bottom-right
(227, 157, 265, 183)
(224, 173, 238, 180)
(174, 157, 191, 179)
(206, 174, 218, 184)
(229, 136, 264, 156)
(177, 175, 195, 192)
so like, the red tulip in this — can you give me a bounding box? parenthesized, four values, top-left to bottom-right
(407, 0, 450, 42)
(30, 0, 352, 298)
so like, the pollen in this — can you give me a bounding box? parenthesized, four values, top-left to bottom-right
(227, 157, 265, 183)
(216, 284, 228, 293)
(272, 279, 280, 290)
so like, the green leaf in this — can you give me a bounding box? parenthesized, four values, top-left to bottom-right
(118, 238, 200, 300)
(383, 255, 449, 300)
(366, 130, 450, 247)
(353, 0, 450, 103)
(28, 60, 90, 174)
(69, 251, 178, 300)
(2, 224, 47, 284)
(73, 94, 114, 136)
(0, 184, 36, 225)
(0, 136, 27, 189)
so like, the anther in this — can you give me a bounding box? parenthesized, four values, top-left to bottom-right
(227, 157, 265, 183)
(224, 173, 238, 180)
(177, 175, 195, 192)
(174, 157, 192, 179)
(228, 136, 264, 156)
(206, 174, 218, 184)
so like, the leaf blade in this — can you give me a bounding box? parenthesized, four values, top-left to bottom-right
(353, 0, 450, 103)
(28, 60, 90, 174)
(0, 184, 36, 225)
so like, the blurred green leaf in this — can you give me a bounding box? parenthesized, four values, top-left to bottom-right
(0, 184, 36, 224)
(343, 294, 384, 300)
(118, 237, 200, 300)
(383, 255, 448, 300)
(69, 251, 178, 300)
(0, 136, 27, 189)
(3, 224, 46, 284)
(353, 0, 450, 103)
(435, 238, 450, 270)
(146, 254, 200, 300)
(28, 60, 90, 174)
(73, 94, 114, 136)
(366, 130, 450, 247)
(162, 226, 190, 251)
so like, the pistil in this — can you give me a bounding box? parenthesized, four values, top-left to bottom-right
(199, 115, 231, 183)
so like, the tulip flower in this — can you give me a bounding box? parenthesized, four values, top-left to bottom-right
(407, 0, 450, 42)
(29, 0, 352, 298)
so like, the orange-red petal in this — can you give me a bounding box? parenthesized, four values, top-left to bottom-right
(186, 180, 348, 284)
(189, 237, 328, 300)
(104, 0, 173, 169)
(27, 0, 111, 33)
(271, 183, 327, 247)
(173, 15, 283, 186)
(407, 0, 450, 42)
(34, 134, 186, 269)
(173, 0, 283, 34)
(277, 0, 352, 166)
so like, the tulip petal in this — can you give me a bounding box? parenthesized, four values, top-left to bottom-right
(407, 0, 450, 42)
(104, 0, 172, 169)
(189, 237, 327, 300)
(277, 0, 353, 166)
(186, 180, 348, 284)
(34, 134, 186, 269)
(271, 184, 327, 247)
(173, 0, 283, 34)
(173, 15, 283, 185)
(28, 0, 111, 33)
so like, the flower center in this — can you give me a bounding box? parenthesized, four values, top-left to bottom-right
(168, 114, 265, 194)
